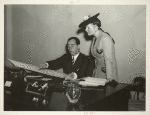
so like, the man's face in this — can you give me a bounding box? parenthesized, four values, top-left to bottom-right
(67, 39, 80, 56)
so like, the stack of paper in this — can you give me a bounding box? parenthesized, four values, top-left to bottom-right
(79, 77, 107, 86)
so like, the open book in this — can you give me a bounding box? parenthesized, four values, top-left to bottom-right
(7, 59, 67, 79)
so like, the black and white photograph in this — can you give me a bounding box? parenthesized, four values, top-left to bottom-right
(3, 2, 147, 112)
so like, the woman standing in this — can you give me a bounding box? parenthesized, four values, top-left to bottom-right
(79, 13, 118, 83)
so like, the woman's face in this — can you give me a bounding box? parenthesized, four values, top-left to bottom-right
(85, 23, 96, 36)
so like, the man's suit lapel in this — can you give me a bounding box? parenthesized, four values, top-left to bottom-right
(73, 53, 82, 69)
(68, 54, 73, 66)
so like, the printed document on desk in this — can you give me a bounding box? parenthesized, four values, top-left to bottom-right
(7, 59, 66, 78)
(79, 77, 107, 86)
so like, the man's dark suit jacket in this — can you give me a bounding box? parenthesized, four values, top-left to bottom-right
(46, 53, 94, 79)
(46, 53, 95, 110)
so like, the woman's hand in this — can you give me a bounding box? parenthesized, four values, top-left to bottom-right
(106, 79, 118, 87)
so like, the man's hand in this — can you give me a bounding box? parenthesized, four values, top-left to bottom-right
(40, 62, 49, 69)
(65, 72, 77, 80)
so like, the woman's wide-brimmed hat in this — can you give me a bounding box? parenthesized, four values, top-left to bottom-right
(79, 13, 100, 28)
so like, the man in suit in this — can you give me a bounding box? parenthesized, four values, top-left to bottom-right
(40, 37, 93, 79)
(40, 37, 94, 110)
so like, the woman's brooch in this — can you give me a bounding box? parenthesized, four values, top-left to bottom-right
(96, 48, 103, 54)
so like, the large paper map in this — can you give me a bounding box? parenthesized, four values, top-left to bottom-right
(7, 59, 66, 78)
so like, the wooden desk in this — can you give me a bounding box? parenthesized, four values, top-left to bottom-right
(4, 82, 130, 111)
(49, 83, 130, 111)
(77, 83, 130, 111)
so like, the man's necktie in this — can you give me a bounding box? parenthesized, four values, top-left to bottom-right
(72, 56, 75, 65)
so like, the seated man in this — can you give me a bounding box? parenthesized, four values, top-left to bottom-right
(40, 37, 94, 110)
(40, 37, 93, 79)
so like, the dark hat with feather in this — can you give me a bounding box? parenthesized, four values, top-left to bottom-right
(79, 13, 101, 28)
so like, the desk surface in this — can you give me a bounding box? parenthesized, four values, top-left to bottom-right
(54, 82, 129, 108)
(73, 83, 129, 107)
(4, 81, 130, 111)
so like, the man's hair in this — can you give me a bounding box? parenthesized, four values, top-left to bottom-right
(67, 37, 80, 45)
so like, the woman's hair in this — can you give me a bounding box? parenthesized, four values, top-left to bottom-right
(92, 18, 101, 28)
(91, 18, 115, 44)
